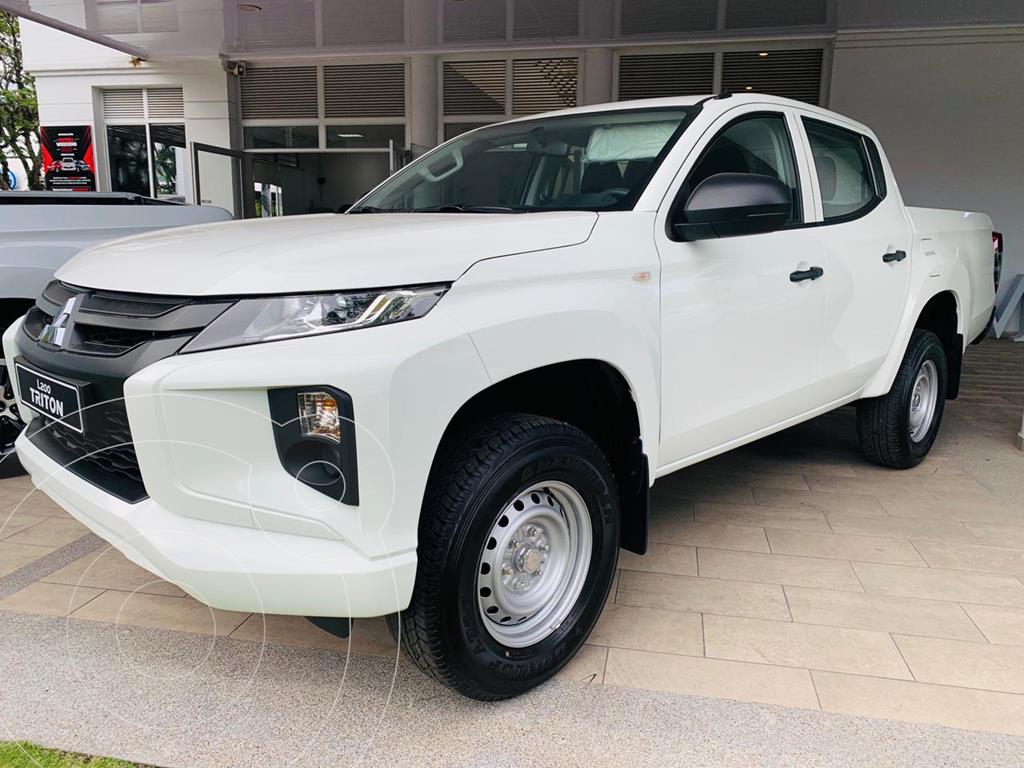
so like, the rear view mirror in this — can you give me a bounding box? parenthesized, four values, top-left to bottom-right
(674, 173, 792, 241)
(527, 138, 569, 157)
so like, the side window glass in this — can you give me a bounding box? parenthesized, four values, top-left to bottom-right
(683, 113, 802, 224)
(803, 118, 879, 221)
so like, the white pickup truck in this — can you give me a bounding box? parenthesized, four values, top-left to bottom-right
(0, 192, 231, 475)
(3, 95, 998, 700)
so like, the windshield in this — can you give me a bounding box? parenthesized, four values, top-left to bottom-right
(352, 108, 696, 214)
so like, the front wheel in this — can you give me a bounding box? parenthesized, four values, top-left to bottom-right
(0, 360, 26, 478)
(394, 413, 619, 700)
(856, 329, 948, 469)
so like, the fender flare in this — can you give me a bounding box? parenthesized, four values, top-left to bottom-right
(862, 286, 964, 400)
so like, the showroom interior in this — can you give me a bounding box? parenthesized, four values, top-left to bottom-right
(1, 1, 1024, 766)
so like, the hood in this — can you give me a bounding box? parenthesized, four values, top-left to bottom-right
(55, 211, 598, 296)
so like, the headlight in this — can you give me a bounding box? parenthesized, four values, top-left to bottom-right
(181, 284, 448, 353)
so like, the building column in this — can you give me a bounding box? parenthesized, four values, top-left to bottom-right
(583, 48, 614, 105)
(409, 54, 438, 153)
(406, 0, 440, 152)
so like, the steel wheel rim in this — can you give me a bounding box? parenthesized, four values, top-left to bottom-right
(908, 359, 939, 443)
(476, 480, 593, 648)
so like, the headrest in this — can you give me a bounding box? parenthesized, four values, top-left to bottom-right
(623, 159, 653, 188)
(581, 162, 623, 193)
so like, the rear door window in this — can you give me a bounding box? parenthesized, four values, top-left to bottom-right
(803, 118, 882, 222)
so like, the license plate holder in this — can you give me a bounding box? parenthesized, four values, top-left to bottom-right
(14, 359, 88, 433)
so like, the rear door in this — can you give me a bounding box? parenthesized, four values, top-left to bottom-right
(794, 115, 913, 397)
(655, 106, 830, 468)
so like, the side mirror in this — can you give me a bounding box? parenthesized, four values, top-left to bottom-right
(674, 173, 792, 241)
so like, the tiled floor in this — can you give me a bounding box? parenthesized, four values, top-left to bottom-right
(1, 339, 1023, 738)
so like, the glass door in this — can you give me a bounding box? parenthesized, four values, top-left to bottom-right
(192, 142, 244, 219)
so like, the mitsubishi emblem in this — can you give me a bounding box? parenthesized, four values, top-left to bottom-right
(39, 297, 77, 348)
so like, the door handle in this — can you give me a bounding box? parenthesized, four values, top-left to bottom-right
(790, 266, 824, 283)
(883, 250, 907, 263)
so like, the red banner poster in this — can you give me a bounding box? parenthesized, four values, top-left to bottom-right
(41, 125, 97, 192)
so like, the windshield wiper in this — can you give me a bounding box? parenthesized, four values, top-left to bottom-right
(347, 205, 395, 214)
(409, 204, 527, 214)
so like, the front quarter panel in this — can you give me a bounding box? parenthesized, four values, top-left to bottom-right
(449, 212, 662, 470)
(121, 311, 492, 560)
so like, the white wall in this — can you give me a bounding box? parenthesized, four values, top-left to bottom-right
(829, 27, 1024, 330)
(837, 0, 1024, 28)
(20, 20, 236, 204)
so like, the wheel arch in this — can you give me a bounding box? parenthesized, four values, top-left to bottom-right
(913, 290, 963, 398)
(427, 359, 650, 554)
(864, 287, 964, 400)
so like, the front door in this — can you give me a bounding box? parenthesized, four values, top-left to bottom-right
(656, 108, 830, 469)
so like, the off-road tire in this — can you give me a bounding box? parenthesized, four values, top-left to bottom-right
(391, 413, 619, 700)
(856, 330, 948, 469)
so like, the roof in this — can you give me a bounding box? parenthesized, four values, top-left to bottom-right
(501, 93, 874, 135)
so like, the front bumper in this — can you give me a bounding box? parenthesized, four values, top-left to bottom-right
(4, 302, 491, 618)
(17, 432, 415, 616)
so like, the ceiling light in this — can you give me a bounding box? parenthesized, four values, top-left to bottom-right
(758, 51, 769, 57)
(337, 133, 364, 138)
(745, 86, 753, 91)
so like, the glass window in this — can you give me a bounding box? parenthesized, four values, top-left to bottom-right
(684, 113, 801, 224)
(243, 126, 319, 150)
(107, 125, 150, 196)
(354, 108, 695, 213)
(107, 123, 186, 199)
(803, 118, 879, 221)
(326, 124, 405, 149)
(150, 124, 187, 199)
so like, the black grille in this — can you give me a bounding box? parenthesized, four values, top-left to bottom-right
(21, 282, 234, 503)
(22, 306, 53, 339)
(74, 325, 163, 356)
(30, 404, 145, 502)
(48, 404, 139, 484)
(28, 281, 226, 357)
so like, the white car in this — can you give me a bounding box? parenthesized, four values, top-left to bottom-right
(3, 95, 998, 699)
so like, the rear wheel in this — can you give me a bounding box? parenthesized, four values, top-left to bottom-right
(856, 330, 948, 469)
(0, 360, 26, 478)
(393, 413, 618, 700)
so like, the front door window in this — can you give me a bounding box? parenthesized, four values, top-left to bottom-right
(683, 113, 802, 224)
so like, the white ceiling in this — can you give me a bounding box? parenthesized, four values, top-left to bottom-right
(1, 0, 1020, 61)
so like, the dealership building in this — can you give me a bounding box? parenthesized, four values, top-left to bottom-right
(6, 0, 1023, 319)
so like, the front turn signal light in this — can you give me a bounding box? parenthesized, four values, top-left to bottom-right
(297, 391, 341, 443)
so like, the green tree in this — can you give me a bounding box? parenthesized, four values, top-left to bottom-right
(0, 11, 41, 190)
